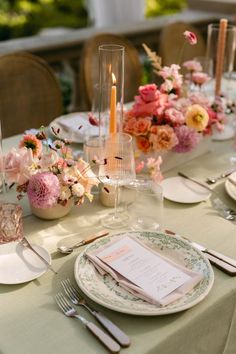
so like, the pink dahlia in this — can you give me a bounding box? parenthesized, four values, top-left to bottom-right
(173, 126, 201, 153)
(27, 172, 60, 208)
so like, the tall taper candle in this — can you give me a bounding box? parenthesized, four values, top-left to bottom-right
(109, 73, 117, 134)
(215, 18, 228, 96)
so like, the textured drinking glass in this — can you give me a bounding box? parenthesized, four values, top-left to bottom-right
(98, 44, 124, 136)
(0, 203, 23, 243)
(127, 178, 163, 231)
(83, 136, 105, 175)
(99, 133, 136, 228)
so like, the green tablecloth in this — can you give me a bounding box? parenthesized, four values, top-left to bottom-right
(1, 135, 236, 354)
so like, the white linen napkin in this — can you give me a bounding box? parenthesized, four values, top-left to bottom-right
(53, 112, 99, 141)
(85, 235, 203, 306)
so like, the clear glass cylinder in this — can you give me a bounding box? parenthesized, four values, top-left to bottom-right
(98, 44, 124, 136)
(207, 23, 236, 75)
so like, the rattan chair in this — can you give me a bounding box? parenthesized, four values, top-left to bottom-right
(79, 33, 142, 110)
(159, 22, 206, 67)
(0, 52, 63, 138)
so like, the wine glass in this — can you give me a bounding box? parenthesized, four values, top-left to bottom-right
(99, 132, 136, 229)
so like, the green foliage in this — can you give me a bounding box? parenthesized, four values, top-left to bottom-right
(0, 0, 88, 40)
(146, 0, 187, 17)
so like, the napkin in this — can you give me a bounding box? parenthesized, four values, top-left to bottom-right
(53, 112, 99, 141)
(85, 235, 203, 306)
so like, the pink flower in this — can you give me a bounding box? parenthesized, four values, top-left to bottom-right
(183, 60, 202, 72)
(38, 150, 59, 170)
(19, 134, 42, 157)
(159, 65, 183, 93)
(4, 147, 36, 185)
(149, 125, 178, 151)
(135, 161, 145, 173)
(183, 31, 197, 45)
(139, 84, 158, 102)
(173, 126, 201, 152)
(192, 72, 210, 86)
(133, 118, 152, 136)
(27, 172, 60, 208)
(164, 108, 185, 125)
(132, 98, 159, 117)
(146, 156, 163, 183)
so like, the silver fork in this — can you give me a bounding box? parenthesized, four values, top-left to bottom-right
(55, 292, 120, 353)
(61, 279, 130, 347)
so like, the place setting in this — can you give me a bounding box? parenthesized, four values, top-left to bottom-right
(2, 17, 236, 354)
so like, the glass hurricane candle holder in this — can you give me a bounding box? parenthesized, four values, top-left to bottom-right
(98, 44, 124, 136)
(207, 22, 236, 96)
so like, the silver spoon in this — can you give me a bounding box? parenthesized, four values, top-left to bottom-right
(58, 230, 109, 255)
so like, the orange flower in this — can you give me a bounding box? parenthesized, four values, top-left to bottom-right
(19, 134, 42, 157)
(136, 136, 151, 152)
(185, 104, 209, 131)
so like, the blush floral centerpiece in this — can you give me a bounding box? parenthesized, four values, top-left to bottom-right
(123, 31, 227, 170)
(3, 130, 99, 219)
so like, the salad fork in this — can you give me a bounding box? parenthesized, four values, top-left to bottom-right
(61, 279, 130, 347)
(55, 292, 120, 353)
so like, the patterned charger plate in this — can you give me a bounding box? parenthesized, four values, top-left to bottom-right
(74, 231, 214, 316)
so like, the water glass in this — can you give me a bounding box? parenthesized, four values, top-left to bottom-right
(127, 178, 163, 231)
(0, 203, 23, 243)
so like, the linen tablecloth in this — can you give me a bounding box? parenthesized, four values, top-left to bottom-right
(1, 135, 236, 354)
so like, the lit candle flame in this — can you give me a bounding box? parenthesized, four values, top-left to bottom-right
(112, 72, 116, 85)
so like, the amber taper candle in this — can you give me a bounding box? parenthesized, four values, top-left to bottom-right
(215, 18, 228, 96)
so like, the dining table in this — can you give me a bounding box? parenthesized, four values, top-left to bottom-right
(1, 132, 236, 354)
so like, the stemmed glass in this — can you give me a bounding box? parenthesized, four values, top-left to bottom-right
(99, 133, 136, 229)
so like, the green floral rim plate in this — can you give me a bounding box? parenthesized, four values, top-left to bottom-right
(74, 231, 214, 316)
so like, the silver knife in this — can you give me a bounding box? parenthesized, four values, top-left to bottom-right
(191, 241, 236, 268)
(165, 230, 236, 275)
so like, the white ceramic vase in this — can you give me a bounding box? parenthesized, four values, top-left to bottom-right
(30, 199, 73, 220)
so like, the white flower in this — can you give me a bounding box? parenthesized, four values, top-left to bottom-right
(72, 183, 85, 197)
(60, 185, 71, 201)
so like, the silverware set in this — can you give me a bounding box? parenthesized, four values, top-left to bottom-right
(55, 279, 130, 353)
(205, 169, 236, 184)
(178, 172, 236, 222)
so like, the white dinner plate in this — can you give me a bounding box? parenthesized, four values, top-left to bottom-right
(74, 231, 214, 316)
(161, 176, 211, 203)
(49, 112, 98, 143)
(0, 241, 51, 284)
(225, 171, 236, 201)
(212, 124, 235, 141)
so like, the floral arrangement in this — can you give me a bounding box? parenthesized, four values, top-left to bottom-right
(3, 130, 99, 209)
(123, 31, 227, 154)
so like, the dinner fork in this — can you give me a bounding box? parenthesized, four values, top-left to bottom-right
(61, 279, 130, 347)
(55, 292, 120, 353)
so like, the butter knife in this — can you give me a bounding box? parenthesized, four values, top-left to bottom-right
(21, 237, 57, 274)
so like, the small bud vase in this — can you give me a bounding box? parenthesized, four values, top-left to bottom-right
(30, 199, 73, 220)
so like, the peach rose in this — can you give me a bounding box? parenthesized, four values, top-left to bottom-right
(133, 118, 152, 136)
(123, 116, 137, 134)
(149, 125, 178, 151)
(185, 104, 209, 131)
